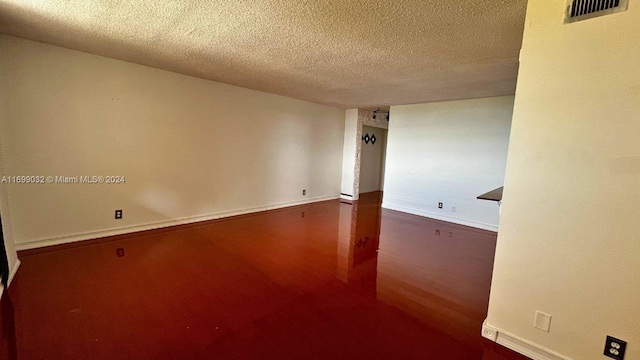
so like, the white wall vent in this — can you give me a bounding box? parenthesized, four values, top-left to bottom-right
(566, 0, 629, 23)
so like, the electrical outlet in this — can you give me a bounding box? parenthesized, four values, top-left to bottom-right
(604, 336, 627, 360)
(301, 211, 305, 218)
(115, 210, 122, 219)
(438, 202, 443, 209)
(302, 189, 306, 195)
(116, 248, 125, 257)
(435, 230, 440, 236)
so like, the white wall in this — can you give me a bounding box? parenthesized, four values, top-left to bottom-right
(485, 2, 640, 360)
(359, 126, 387, 193)
(0, 35, 345, 250)
(340, 109, 359, 197)
(383, 96, 513, 231)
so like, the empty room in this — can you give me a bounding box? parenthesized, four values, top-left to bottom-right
(1, 1, 638, 359)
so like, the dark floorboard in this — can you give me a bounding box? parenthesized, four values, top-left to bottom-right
(1, 192, 530, 359)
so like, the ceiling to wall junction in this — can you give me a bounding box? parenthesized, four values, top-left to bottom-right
(0, 0, 528, 109)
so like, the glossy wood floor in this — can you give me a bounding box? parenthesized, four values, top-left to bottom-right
(1, 192, 530, 360)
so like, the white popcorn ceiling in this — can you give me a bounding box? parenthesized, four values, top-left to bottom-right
(0, 0, 527, 109)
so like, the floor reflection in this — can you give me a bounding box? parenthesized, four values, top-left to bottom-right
(336, 192, 381, 294)
(376, 209, 498, 352)
(6, 192, 528, 360)
(337, 191, 520, 359)
(0, 287, 17, 360)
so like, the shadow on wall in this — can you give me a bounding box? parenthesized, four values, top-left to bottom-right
(0, 213, 8, 287)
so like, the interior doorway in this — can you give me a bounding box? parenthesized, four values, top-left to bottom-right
(359, 125, 388, 193)
(340, 108, 389, 201)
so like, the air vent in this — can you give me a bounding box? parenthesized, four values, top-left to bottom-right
(566, 0, 629, 23)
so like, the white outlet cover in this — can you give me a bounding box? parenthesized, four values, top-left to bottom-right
(534, 311, 552, 332)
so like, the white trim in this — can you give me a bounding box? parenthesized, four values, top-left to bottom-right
(482, 321, 498, 341)
(8, 259, 20, 285)
(15, 195, 338, 251)
(0, 259, 20, 298)
(482, 321, 572, 360)
(382, 197, 498, 232)
(265, 195, 337, 211)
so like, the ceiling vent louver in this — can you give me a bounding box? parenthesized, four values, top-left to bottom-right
(566, 0, 629, 23)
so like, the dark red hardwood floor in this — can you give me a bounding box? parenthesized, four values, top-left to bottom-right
(1, 192, 529, 360)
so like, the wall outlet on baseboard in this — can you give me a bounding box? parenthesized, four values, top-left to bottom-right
(115, 209, 123, 219)
(302, 189, 306, 195)
(438, 202, 443, 209)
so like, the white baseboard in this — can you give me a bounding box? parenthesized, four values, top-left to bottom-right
(382, 197, 498, 232)
(15, 195, 338, 251)
(482, 321, 571, 360)
(264, 196, 337, 211)
(8, 259, 20, 285)
(0, 259, 21, 298)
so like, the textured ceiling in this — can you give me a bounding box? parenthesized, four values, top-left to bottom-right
(0, 0, 527, 109)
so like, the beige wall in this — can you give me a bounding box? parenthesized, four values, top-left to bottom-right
(383, 96, 513, 231)
(486, 1, 640, 359)
(0, 35, 345, 249)
(0, 125, 19, 291)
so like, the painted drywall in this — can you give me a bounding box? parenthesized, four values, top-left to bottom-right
(485, 2, 640, 360)
(0, 34, 345, 249)
(380, 129, 387, 191)
(340, 109, 359, 198)
(382, 96, 513, 231)
(359, 126, 387, 193)
(0, 117, 19, 293)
